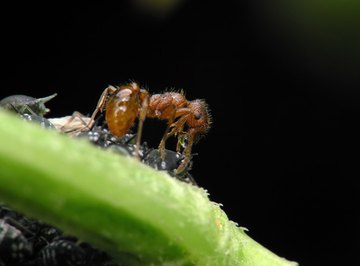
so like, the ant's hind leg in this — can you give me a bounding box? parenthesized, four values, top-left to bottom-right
(158, 108, 189, 160)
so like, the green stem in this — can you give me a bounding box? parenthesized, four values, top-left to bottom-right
(0, 110, 297, 266)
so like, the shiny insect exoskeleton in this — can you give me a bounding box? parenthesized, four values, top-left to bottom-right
(0, 204, 117, 266)
(37, 239, 86, 266)
(0, 94, 57, 131)
(85, 82, 211, 174)
(0, 93, 57, 116)
(20, 113, 55, 129)
(77, 126, 136, 150)
(76, 125, 196, 183)
(142, 149, 197, 185)
(0, 219, 33, 265)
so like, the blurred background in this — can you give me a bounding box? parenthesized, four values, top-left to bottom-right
(1, 1, 359, 265)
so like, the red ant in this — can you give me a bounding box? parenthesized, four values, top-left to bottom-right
(85, 82, 211, 174)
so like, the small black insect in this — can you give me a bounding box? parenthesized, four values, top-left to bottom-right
(107, 137, 151, 159)
(16, 218, 58, 254)
(76, 126, 123, 148)
(0, 93, 57, 116)
(142, 149, 197, 185)
(37, 239, 86, 266)
(20, 114, 55, 129)
(77, 126, 148, 157)
(38, 226, 62, 244)
(0, 204, 23, 221)
(0, 219, 33, 265)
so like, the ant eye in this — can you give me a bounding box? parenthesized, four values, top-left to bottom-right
(194, 112, 202, 120)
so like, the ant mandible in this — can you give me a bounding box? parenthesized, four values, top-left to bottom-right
(85, 82, 211, 174)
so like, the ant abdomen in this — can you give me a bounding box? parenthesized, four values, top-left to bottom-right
(105, 86, 140, 138)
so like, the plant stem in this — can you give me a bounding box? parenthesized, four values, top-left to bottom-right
(0, 110, 297, 266)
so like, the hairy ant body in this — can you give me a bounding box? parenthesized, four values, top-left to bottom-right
(86, 82, 211, 174)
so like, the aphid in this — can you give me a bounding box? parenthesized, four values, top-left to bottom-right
(77, 125, 134, 149)
(0, 93, 57, 116)
(142, 149, 197, 185)
(85, 82, 211, 174)
(37, 239, 86, 266)
(0, 219, 33, 264)
(21, 113, 55, 129)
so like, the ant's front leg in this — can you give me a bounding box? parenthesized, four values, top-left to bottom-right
(176, 130, 187, 152)
(158, 108, 189, 160)
(176, 129, 195, 175)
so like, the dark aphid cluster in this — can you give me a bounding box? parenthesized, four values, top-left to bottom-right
(76, 126, 196, 184)
(0, 219, 32, 265)
(0, 204, 118, 266)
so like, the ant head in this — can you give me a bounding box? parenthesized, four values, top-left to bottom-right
(187, 99, 211, 135)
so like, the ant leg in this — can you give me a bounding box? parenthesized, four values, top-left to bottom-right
(158, 108, 176, 160)
(171, 115, 189, 153)
(167, 114, 188, 152)
(83, 85, 117, 131)
(3, 216, 49, 245)
(158, 108, 189, 160)
(57, 111, 90, 134)
(176, 132, 186, 152)
(176, 130, 195, 175)
(134, 90, 149, 158)
(158, 125, 177, 158)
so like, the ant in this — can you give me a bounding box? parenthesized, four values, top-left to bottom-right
(84, 82, 211, 174)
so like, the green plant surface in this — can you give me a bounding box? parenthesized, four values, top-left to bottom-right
(0, 110, 298, 266)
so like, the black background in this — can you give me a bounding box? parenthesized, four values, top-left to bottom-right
(1, 2, 359, 265)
